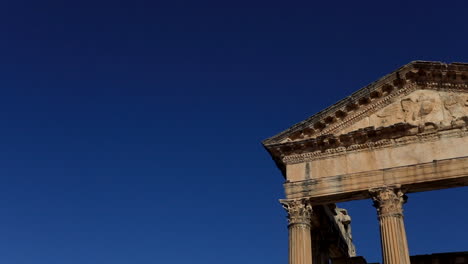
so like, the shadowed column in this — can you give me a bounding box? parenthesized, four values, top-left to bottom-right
(370, 185, 410, 264)
(281, 199, 314, 264)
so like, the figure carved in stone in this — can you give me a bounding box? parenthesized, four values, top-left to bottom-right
(442, 93, 468, 120)
(372, 90, 458, 128)
(401, 95, 441, 125)
(401, 98, 419, 123)
(335, 208, 352, 240)
(376, 103, 404, 126)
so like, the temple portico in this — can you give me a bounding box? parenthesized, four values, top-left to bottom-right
(263, 61, 468, 264)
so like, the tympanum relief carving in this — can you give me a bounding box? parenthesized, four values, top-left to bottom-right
(340, 90, 468, 134)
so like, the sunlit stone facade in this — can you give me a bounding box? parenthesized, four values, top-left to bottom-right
(263, 61, 468, 264)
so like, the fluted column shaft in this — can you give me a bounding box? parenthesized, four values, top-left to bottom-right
(370, 186, 410, 264)
(281, 199, 314, 264)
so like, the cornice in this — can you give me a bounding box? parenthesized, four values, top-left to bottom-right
(273, 117, 468, 165)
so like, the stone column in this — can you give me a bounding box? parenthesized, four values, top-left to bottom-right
(369, 186, 410, 264)
(281, 199, 314, 264)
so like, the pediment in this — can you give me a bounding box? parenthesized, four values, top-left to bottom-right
(263, 61, 468, 175)
(263, 61, 468, 147)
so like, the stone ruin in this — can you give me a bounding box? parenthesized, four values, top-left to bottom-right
(263, 61, 468, 264)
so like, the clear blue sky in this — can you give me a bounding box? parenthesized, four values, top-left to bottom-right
(0, 1, 467, 263)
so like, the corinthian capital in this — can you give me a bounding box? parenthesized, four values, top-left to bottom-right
(369, 185, 407, 218)
(280, 199, 313, 227)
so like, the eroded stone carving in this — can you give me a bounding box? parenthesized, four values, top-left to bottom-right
(281, 91, 468, 143)
(401, 93, 444, 126)
(280, 199, 313, 226)
(369, 186, 407, 218)
(376, 103, 404, 126)
(370, 90, 467, 129)
(335, 208, 352, 240)
(442, 93, 468, 119)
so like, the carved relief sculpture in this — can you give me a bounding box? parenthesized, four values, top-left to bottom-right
(281, 199, 314, 227)
(369, 186, 407, 218)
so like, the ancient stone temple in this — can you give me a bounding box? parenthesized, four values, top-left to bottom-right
(262, 61, 468, 264)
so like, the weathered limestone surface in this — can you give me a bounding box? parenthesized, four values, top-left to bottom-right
(264, 61, 468, 203)
(340, 90, 468, 134)
(285, 127, 468, 181)
(284, 156, 468, 202)
(263, 61, 468, 264)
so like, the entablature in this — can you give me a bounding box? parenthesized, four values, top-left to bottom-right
(274, 118, 468, 165)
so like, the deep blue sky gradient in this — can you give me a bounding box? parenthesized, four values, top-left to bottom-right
(0, 1, 467, 263)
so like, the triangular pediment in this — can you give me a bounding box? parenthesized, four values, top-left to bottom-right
(263, 61, 468, 147)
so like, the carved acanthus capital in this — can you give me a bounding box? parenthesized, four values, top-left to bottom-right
(369, 185, 407, 218)
(280, 198, 314, 227)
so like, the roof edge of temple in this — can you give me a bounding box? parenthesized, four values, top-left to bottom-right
(262, 60, 468, 147)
